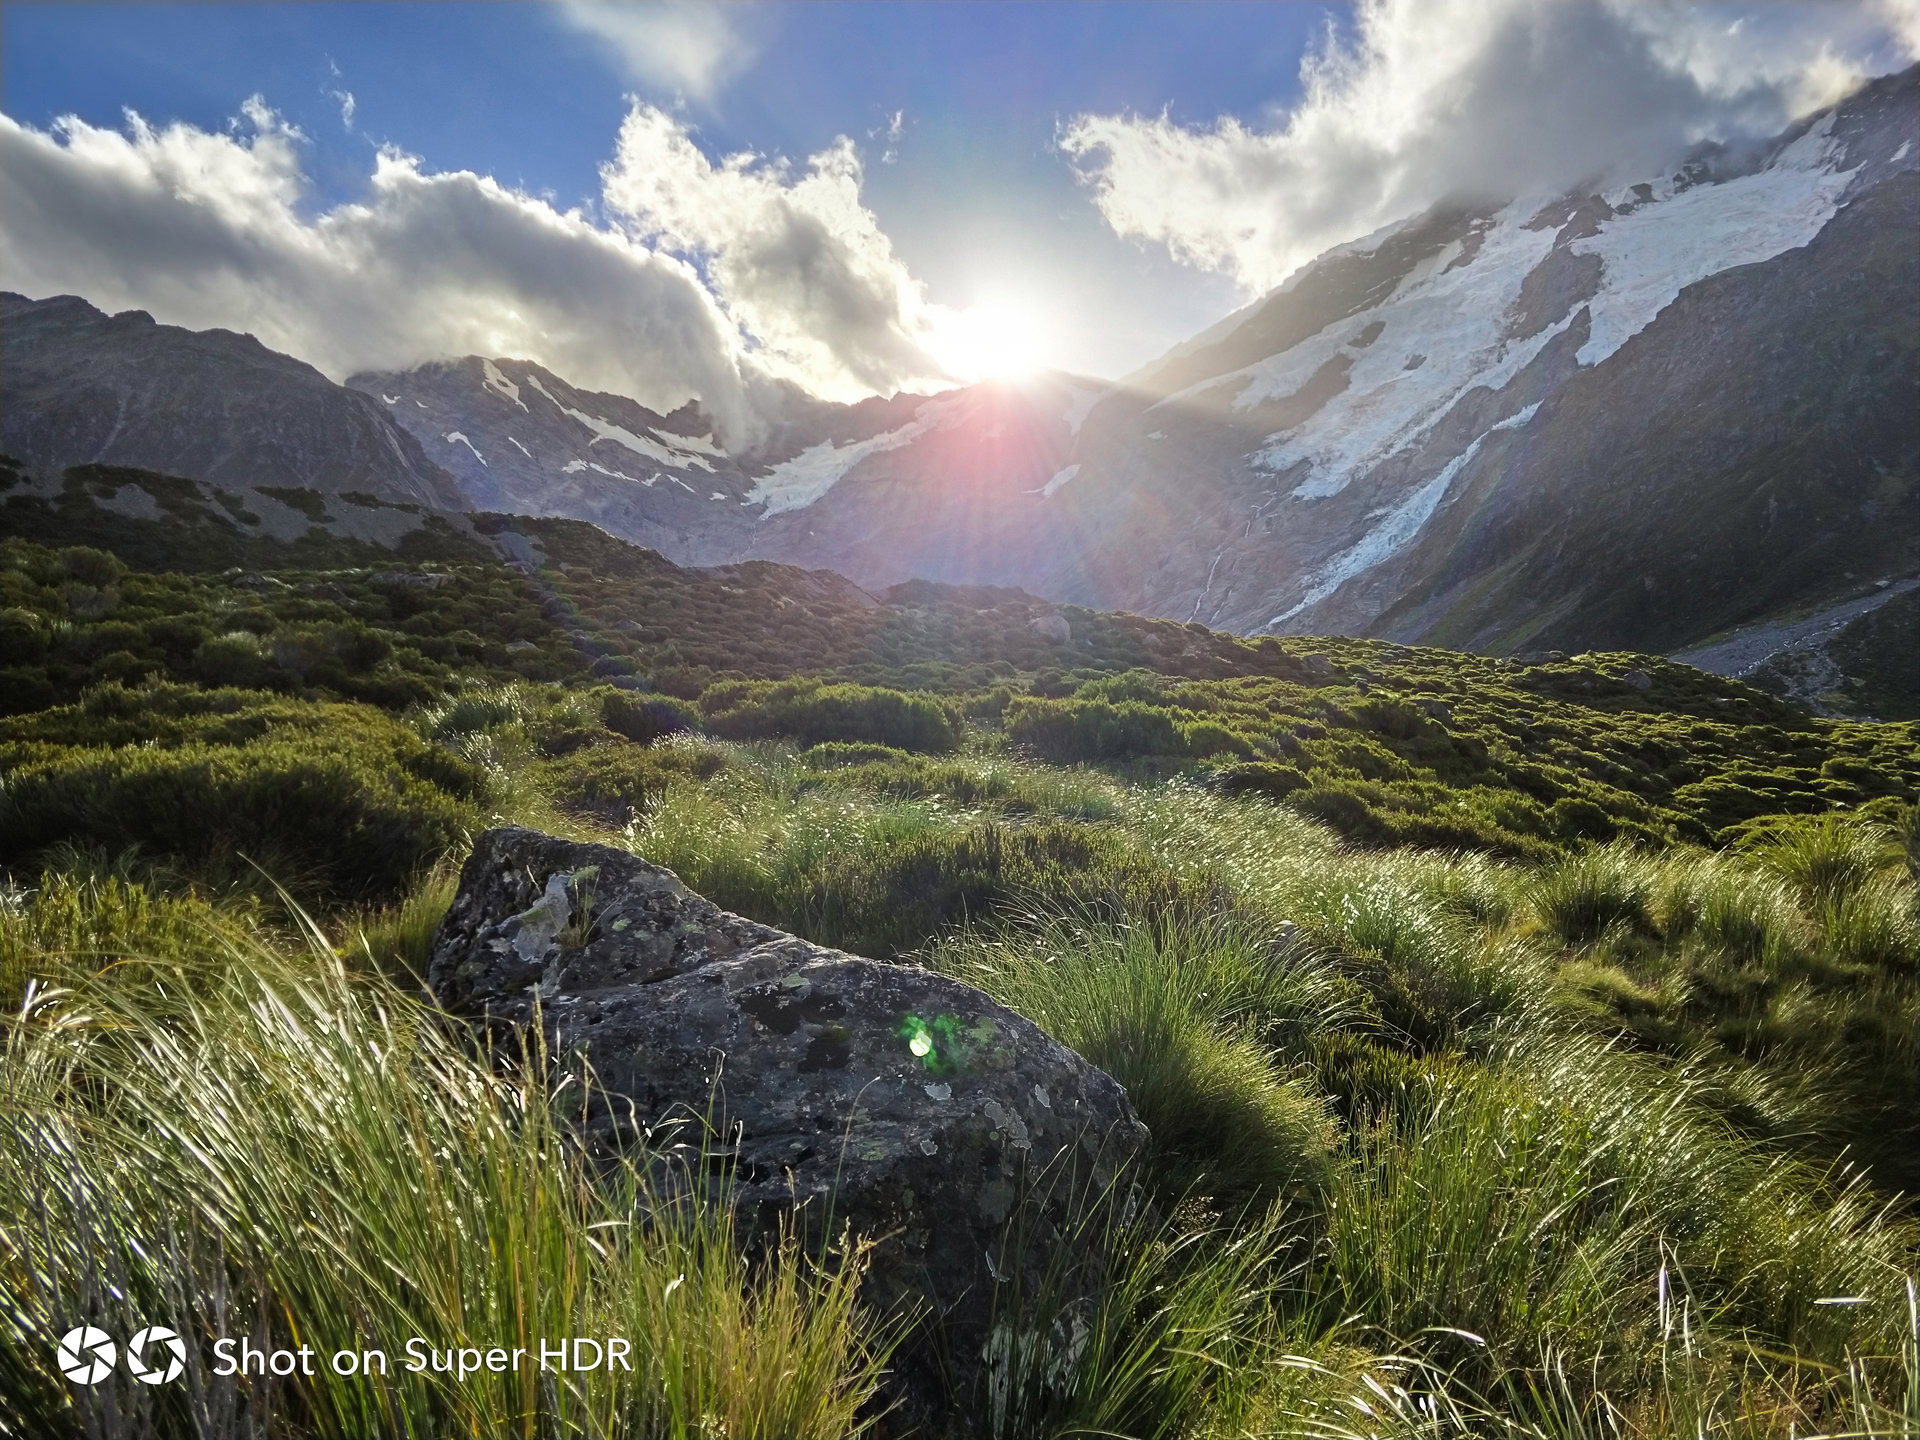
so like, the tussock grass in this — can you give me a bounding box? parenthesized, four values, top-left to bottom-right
(934, 910, 1349, 1205)
(5, 659, 1918, 1436)
(1529, 843, 1659, 943)
(0, 893, 891, 1439)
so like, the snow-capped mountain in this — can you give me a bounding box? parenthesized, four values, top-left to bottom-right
(352, 65, 1915, 663)
(344, 355, 769, 566)
(6, 65, 1912, 680)
(1029, 62, 1919, 651)
(348, 355, 1104, 590)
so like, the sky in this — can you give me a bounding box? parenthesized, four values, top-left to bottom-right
(3, 1, 1917, 442)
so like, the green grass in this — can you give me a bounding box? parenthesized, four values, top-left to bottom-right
(4, 521, 1920, 1437)
(0, 890, 891, 1439)
(933, 910, 1347, 1206)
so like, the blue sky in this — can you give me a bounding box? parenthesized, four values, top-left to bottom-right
(2, 2, 1338, 380)
(3, 1, 1908, 430)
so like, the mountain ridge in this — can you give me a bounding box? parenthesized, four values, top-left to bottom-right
(4, 66, 1913, 712)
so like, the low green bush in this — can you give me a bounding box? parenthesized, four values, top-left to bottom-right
(600, 687, 699, 744)
(0, 689, 483, 901)
(701, 678, 960, 753)
(534, 738, 726, 824)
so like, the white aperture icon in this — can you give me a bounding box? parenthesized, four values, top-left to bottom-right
(125, 1325, 186, 1384)
(56, 1326, 117, 1384)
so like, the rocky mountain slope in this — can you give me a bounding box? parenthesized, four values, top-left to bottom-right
(0, 292, 466, 511)
(1030, 63, 1919, 650)
(344, 355, 1101, 589)
(5, 68, 1913, 702)
(352, 66, 1916, 671)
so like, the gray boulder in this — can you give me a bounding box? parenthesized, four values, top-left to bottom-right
(428, 826, 1149, 1413)
(1028, 611, 1072, 644)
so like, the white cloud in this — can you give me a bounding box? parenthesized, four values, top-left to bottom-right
(600, 104, 950, 396)
(1062, 0, 1920, 296)
(331, 89, 357, 131)
(0, 96, 953, 441)
(557, 0, 761, 104)
(1885, 0, 1920, 54)
(876, 108, 904, 164)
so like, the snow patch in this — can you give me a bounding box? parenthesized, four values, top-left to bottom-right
(1572, 112, 1853, 365)
(709, 491, 726, 501)
(445, 431, 486, 466)
(1146, 430, 1167, 441)
(1034, 464, 1081, 498)
(560, 457, 654, 485)
(380, 393, 399, 405)
(1267, 403, 1540, 627)
(507, 435, 532, 459)
(747, 394, 971, 515)
(1893, 140, 1912, 163)
(1491, 402, 1541, 432)
(671, 430, 727, 457)
(524, 372, 716, 472)
(1061, 383, 1106, 436)
(482, 358, 528, 411)
(1190, 199, 1564, 499)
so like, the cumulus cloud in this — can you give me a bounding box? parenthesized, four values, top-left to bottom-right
(557, 0, 761, 104)
(1062, 0, 1920, 295)
(0, 96, 949, 441)
(601, 105, 946, 396)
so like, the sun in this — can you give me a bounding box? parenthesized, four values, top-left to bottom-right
(932, 300, 1052, 382)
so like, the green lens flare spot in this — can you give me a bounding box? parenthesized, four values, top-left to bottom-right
(899, 1014, 947, 1070)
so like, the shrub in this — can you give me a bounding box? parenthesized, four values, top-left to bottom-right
(0, 694, 482, 901)
(1004, 696, 1187, 762)
(192, 631, 278, 688)
(422, 683, 534, 739)
(1217, 761, 1310, 800)
(535, 739, 726, 824)
(600, 688, 699, 745)
(702, 679, 960, 753)
(56, 545, 126, 589)
(1548, 794, 1618, 840)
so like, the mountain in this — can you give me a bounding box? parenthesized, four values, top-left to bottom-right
(342, 355, 764, 566)
(352, 66, 1917, 678)
(1028, 63, 1919, 650)
(344, 356, 1102, 588)
(0, 292, 465, 511)
(6, 67, 1914, 706)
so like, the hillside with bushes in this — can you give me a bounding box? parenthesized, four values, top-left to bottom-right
(2, 491, 1916, 1438)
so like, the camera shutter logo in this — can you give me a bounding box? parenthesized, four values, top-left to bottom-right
(56, 1327, 117, 1385)
(125, 1326, 187, 1384)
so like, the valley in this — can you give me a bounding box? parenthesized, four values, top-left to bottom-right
(2, 28, 1917, 1440)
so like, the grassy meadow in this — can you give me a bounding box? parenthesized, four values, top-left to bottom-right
(1, 518, 1917, 1438)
